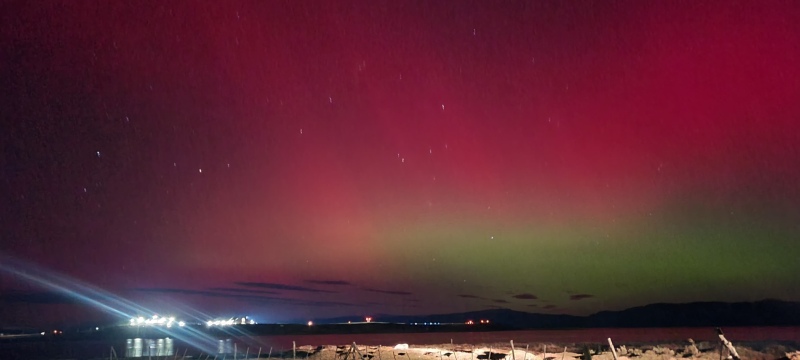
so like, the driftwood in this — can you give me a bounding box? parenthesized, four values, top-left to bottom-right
(607, 338, 619, 360)
(716, 328, 741, 360)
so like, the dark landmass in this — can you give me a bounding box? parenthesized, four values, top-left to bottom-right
(2, 299, 799, 339)
(312, 299, 800, 329)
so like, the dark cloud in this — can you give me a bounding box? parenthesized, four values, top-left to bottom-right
(512, 293, 539, 300)
(136, 287, 348, 307)
(136, 287, 252, 298)
(0, 291, 79, 304)
(457, 294, 482, 299)
(135, 287, 282, 302)
(305, 279, 352, 286)
(209, 287, 279, 294)
(569, 294, 594, 301)
(543, 304, 557, 309)
(235, 282, 335, 293)
(303, 300, 358, 307)
(492, 299, 509, 303)
(363, 288, 412, 295)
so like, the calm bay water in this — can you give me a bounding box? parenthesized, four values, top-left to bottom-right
(3, 327, 800, 360)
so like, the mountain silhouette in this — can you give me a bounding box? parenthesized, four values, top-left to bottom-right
(309, 299, 800, 328)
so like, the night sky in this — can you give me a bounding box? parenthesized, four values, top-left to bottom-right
(2, 0, 800, 328)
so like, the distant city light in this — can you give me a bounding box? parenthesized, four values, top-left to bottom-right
(365, 316, 373, 323)
(205, 316, 256, 327)
(308, 321, 313, 326)
(129, 315, 184, 328)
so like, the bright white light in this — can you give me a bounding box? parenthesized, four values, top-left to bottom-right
(308, 321, 313, 326)
(206, 321, 212, 327)
(249, 319, 255, 325)
(178, 321, 185, 327)
(95, 327, 99, 331)
(40, 332, 45, 335)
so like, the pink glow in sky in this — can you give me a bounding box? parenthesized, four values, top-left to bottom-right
(2, 0, 800, 327)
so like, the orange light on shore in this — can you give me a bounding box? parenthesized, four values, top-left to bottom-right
(466, 320, 474, 325)
(365, 316, 373, 323)
(308, 321, 313, 326)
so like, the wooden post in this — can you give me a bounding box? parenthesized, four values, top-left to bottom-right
(293, 341, 297, 360)
(543, 345, 547, 360)
(716, 328, 741, 360)
(607, 339, 618, 360)
(246, 347, 250, 360)
(378, 345, 383, 360)
(257, 347, 262, 359)
(561, 347, 566, 360)
(521, 344, 528, 360)
(488, 347, 492, 360)
(510, 341, 516, 360)
(268, 347, 272, 360)
(353, 343, 366, 360)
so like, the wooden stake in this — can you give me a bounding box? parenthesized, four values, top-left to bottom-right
(543, 345, 547, 360)
(521, 344, 528, 360)
(182, 348, 188, 360)
(257, 347, 262, 359)
(353, 343, 366, 360)
(716, 328, 740, 360)
(378, 345, 383, 360)
(294, 341, 297, 360)
(607, 339, 618, 360)
(268, 347, 272, 360)
(488, 347, 492, 360)
(510, 341, 516, 360)
(246, 347, 250, 360)
(560, 347, 566, 360)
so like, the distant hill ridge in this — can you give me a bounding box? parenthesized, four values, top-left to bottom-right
(310, 299, 800, 328)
